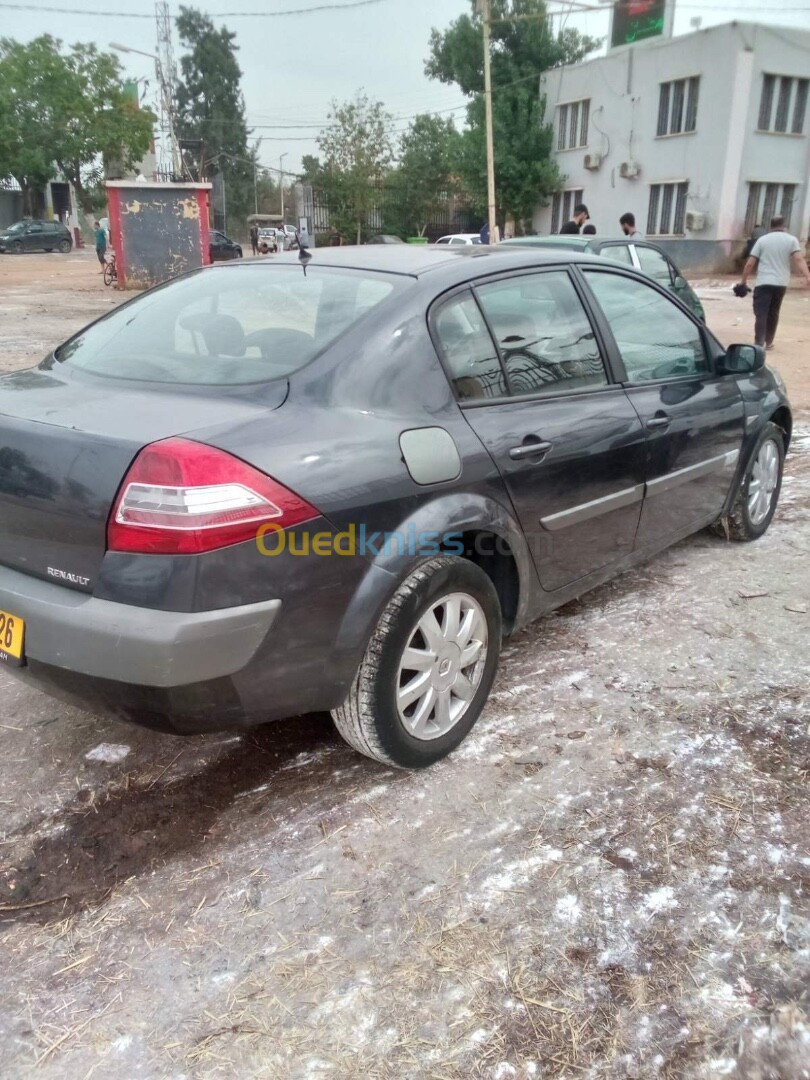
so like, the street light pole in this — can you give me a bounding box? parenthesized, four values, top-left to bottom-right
(279, 153, 288, 222)
(480, 0, 497, 244)
(254, 138, 263, 214)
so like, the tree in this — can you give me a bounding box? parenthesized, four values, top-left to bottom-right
(395, 114, 460, 236)
(0, 36, 155, 213)
(175, 6, 253, 230)
(425, 0, 597, 229)
(317, 93, 394, 244)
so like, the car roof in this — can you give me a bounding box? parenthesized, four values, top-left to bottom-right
(501, 235, 593, 250)
(213, 243, 605, 279)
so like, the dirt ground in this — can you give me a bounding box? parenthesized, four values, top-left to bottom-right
(0, 251, 808, 1079)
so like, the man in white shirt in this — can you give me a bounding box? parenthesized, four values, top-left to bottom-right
(739, 215, 810, 349)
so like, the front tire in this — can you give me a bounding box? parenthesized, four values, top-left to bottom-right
(332, 556, 502, 768)
(103, 262, 115, 287)
(712, 422, 785, 541)
(12, 241, 22, 254)
(58, 239, 71, 253)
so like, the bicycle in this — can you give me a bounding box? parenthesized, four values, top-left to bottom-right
(103, 251, 118, 287)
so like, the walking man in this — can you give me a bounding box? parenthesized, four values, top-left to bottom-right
(619, 212, 641, 237)
(560, 203, 589, 235)
(739, 215, 810, 349)
(249, 224, 259, 256)
(94, 220, 106, 274)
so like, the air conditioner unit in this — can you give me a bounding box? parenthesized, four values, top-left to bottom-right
(619, 160, 640, 179)
(685, 211, 706, 232)
(583, 152, 602, 171)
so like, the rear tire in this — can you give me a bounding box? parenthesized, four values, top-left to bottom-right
(332, 556, 502, 769)
(711, 422, 785, 542)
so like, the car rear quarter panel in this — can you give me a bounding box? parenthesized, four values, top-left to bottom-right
(190, 287, 539, 652)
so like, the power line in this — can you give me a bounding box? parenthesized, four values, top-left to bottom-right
(0, 0, 393, 15)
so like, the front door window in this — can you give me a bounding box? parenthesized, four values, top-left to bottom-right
(583, 270, 708, 382)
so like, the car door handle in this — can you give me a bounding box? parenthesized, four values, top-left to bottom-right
(509, 440, 552, 461)
(646, 414, 671, 430)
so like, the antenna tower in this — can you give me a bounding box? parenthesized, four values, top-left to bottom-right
(155, 1, 182, 177)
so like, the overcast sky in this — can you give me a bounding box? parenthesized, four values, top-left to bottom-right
(3, 0, 809, 175)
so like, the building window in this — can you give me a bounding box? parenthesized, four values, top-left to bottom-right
(744, 182, 797, 232)
(551, 188, 584, 233)
(557, 99, 589, 150)
(656, 77, 699, 136)
(757, 74, 809, 133)
(647, 181, 689, 236)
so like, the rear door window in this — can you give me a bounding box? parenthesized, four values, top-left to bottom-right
(634, 245, 674, 285)
(57, 265, 402, 385)
(475, 271, 608, 397)
(599, 244, 633, 266)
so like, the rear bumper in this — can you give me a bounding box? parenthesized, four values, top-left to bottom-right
(0, 563, 280, 688)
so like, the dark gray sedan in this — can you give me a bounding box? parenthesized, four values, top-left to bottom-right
(0, 246, 791, 767)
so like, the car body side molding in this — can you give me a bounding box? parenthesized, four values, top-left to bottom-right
(646, 450, 740, 497)
(540, 484, 645, 532)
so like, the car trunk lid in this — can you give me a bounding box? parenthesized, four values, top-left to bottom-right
(0, 366, 287, 592)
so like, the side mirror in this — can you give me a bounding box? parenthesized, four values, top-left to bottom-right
(673, 275, 688, 290)
(719, 343, 766, 375)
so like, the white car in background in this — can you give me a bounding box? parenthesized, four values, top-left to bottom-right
(435, 233, 482, 245)
(257, 228, 279, 252)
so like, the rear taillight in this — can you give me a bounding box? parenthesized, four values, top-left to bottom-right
(107, 437, 318, 555)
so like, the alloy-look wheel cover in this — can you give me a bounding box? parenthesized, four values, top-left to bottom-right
(396, 592, 489, 741)
(748, 438, 780, 526)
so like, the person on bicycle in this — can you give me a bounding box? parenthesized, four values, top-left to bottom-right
(94, 221, 107, 274)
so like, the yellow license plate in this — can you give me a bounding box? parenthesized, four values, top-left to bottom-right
(0, 609, 25, 666)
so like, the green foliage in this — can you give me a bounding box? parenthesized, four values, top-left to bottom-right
(175, 6, 253, 229)
(0, 35, 155, 212)
(393, 114, 460, 236)
(316, 93, 394, 244)
(425, 0, 598, 226)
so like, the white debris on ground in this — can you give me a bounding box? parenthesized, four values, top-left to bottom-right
(84, 742, 131, 764)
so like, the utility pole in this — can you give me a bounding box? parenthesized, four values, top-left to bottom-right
(480, 0, 497, 244)
(280, 153, 288, 222)
(254, 138, 263, 214)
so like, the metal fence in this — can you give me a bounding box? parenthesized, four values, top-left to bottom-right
(298, 181, 480, 242)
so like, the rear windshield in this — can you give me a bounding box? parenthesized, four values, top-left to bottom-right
(55, 264, 402, 385)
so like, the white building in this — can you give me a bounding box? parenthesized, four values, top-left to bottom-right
(535, 21, 810, 270)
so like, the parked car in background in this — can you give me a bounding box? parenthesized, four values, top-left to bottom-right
(500, 235, 705, 320)
(0, 247, 790, 768)
(0, 220, 72, 254)
(367, 234, 406, 244)
(258, 228, 279, 253)
(435, 233, 481, 245)
(209, 230, 243, 262)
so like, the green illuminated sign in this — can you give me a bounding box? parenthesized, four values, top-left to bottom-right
(611, 0, 668, 48)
